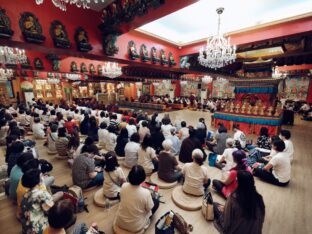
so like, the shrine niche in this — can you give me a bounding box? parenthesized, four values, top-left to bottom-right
(50, 20, 71, 49)
(74, 27, 92, 52)
(0, 8, 14, 39)
(102, 33, 119, 56)
(128, 40, 139, 60)
(21, 57, 32, 69)
(140, 44, 149, 62)
(70, 61, 79, 72)
(97, 64, 103, 76)
(33, 58, 44, 70)
(151, 47, 160, 64)
(19, 12, 46, 44)
(168, 52, 176, 66)
(80, 62, 88, 73)
(160, 49, 168, 65)
(89, 64, 96, 75)
(46, 54, 61, 71)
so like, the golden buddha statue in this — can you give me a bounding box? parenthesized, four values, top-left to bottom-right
(235, 103, 241, 113)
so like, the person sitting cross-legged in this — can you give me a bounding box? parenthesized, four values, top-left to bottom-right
(72, 144, 104, 189)
(182, 149, 210, 196)
(253, 139, 291, 186)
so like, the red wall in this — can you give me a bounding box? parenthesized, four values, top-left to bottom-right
(1, 0, 179, 67)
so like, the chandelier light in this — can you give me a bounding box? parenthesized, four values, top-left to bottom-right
(272, 66, 286, 79)
(35, 0, 106, 11)
(0, 46, 27, 65)
(202, 75, 213, 84)
(198, 7, 236, 69)
(102, 62, 122, 79)
(0, 68, 14, 82)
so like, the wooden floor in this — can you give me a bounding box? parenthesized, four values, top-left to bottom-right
(0, 109, 311, 234)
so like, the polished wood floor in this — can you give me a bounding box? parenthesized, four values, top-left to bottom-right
(0, 110, 311, 234)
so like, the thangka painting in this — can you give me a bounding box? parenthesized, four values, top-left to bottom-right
(212, 80, 235, 98)
(284, 77, 310, 100)
(154, 81, 172, 96)
(181, 82, 199, 97)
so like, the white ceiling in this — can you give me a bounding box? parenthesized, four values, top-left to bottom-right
(137, 0, 312, 45)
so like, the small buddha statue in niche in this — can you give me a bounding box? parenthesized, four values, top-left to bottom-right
(241, 101, 247, 114)
(253, 104, 259, 115)
(230, 102, 235, 113)
(267, 105, 273, 116)
(259, 104, 265, 116)
(247, 104, 252, 114)
(274, 103, 282, 117)
(235, 103, 241, 113)
(224, 101, 230, 112)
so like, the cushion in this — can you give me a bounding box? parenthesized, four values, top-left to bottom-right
(171, 185, 202, 211)
(150, 173, 178, 189)
(93, 188, 119, 208)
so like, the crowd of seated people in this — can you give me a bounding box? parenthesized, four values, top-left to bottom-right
(0, 97, 298, 234)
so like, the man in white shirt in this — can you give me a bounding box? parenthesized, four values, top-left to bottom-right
(279, 130, 294, 162)
(32, 117, 45, 139)
(124, 133, 141, 168)
(233, 124, 246, 148)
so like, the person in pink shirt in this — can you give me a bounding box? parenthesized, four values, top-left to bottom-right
(212, 150, 252, 198)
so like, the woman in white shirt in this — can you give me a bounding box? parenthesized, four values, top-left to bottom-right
(215, 138, 237, 170)
(32, 117, 45, 139)
(98, 122, 109, 148)
(182, 149, 210, 196)
(47, 124, 58, 152)
(126, 118, 137, 138)
(103, 152, 126, 199)
(115, 165, 156, 233)
(124, 133, 141, 168)
(161, 118, 173, 139)
(233, 124, 246, 149)
(138, 134, 158, 174)
(178, 121, 189, 141)
(106, 126, 117, 152)
(253, 139, 291, 186)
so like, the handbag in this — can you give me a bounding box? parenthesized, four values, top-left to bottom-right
(172, 212, 193, 234)
(155, 211, 175, 234)
(202, 192, 214, 221)
(208, 153, 217, 167)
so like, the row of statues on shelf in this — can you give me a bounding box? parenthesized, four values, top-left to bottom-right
(224, 100, 283, 117)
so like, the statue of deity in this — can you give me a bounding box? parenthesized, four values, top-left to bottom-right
(259, 105, 265, 115)
(267, 105, 273, 116)
(274, 103, 282, 117)
(235, 103, 241, 113)
(247, 104, 252, 114)
(253, 104, 259, 115)
(241, 102, 247, 114)
(230, 102, 235, 113)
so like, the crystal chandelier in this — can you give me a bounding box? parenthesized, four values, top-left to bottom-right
(0, 68, 14, 82)
(272, 66, 286, 79)
(198, 8, 236, 69)
(35, 0, 106, 11)
(0, 46, 27, 65)
(202, 75, 213, 84)
(102, 62, 122, 79)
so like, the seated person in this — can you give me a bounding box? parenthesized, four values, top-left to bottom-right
(126, 118, 137, 138)
(115, 165, 156, 233)
(105, 125, 117, 152)
(233, 124, 246, 149)
(44, 200, 76, 234)
(47, 124, 58, 152)
(214, 171, 265, 234)
(88, 116, 99, 142)
(168, 127, 181, 156)
(213, 150, 252, 198)
(215, 138, 237, 170)
(32, 117, 45, 139)
(207, 125, 230, 155)
(115, 128, 129, 157)
(64, 116, 76, 135)
(72, 145, 104, 189)
(178, 121, 189, 141)
(9, 152, 34, 201)
(20, 169, 63, 233)
(124, 133, 141, 168)
(103, 152, 126, 200)
(151, 125, 165, 154)
(256, 127, 271, 150)
(253, 139, 291, 186)
(98, 122, 109, 148)
(138, 134, 158, 174)
(158, 139, 182, 183)
(279, 129, 294, 162)
(55, 128, 69, 157)
(179, 127, 207, 163)
(0, 119, 8, 146)
(182, 149, 210, 196)
(7, 141, 25, 176)
(138, 121, 150, 143)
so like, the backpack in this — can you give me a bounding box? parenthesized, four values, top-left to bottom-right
(68, 185, 88, 213)
(172, 212, 193, 234)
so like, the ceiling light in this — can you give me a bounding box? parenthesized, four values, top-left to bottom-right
(198, 7, 236, 69)
(102, 62, 122, 79)
(202, 75, 213, 84)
